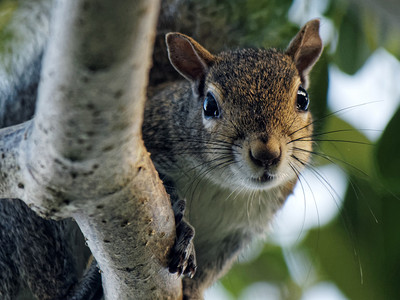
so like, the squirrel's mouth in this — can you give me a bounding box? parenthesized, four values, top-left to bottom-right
(250, 172, 274, 184)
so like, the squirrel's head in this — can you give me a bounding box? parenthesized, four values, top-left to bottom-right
(165, 20, 322, 190)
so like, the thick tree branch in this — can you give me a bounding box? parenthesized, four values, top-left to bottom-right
(0, 0, 182, 298)
(0, 121, 31, 200)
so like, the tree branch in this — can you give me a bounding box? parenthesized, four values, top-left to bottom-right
(0, 0, 182, 298)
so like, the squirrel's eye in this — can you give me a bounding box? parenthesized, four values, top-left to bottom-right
(203, 92, 220, 118)
(296, 86, 309, 111)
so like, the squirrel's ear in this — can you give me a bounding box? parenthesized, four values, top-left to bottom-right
(166, 32, 215, 86)
(285, 19, 323, 88)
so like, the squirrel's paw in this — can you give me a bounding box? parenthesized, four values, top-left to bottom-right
(168, 200, 197, 278)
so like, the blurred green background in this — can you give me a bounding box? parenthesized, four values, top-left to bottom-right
(200, 0, 400, 299)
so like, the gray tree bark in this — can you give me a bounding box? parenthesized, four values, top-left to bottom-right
(0, 0, 182, 299)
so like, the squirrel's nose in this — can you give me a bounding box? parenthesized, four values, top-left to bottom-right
(249, 138, 281, 168)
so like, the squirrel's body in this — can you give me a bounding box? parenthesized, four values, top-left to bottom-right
(144, 29, 322, 298)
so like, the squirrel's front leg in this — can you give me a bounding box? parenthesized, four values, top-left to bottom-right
(162, 176, 197, 278)
(168, 199, 197, 277)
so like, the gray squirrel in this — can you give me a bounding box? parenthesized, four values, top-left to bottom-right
(0, 0, 322, 298)
(144, 20, 322, 299)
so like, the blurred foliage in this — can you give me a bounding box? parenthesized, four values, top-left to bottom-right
(317, 115, 374, 176)
(225, 0, 299, 48)
(329, 0, 376, 74)
(0, 1, 16, 32)
(376, 106, 400, 193)
(328, 0, 400, 73)
(221, 245, 295, 297)
(175, 0, 299, 52)
(0, 0, 17, 52)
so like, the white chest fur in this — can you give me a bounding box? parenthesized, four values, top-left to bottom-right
(175, 176, 285, 247)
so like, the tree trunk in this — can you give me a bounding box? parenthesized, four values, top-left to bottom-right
(0, 0, 182, 299)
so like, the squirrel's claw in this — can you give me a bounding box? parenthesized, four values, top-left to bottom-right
(168, 220, 197, 277)
(185, 252, 197, 278)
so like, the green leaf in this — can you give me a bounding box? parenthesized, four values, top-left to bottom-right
(375, 103, 400, 192)
(333, 7, 373, 75)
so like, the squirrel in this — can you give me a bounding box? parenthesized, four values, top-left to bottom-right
(0, 0, 322, 297)
(143, 19, 323, 299)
